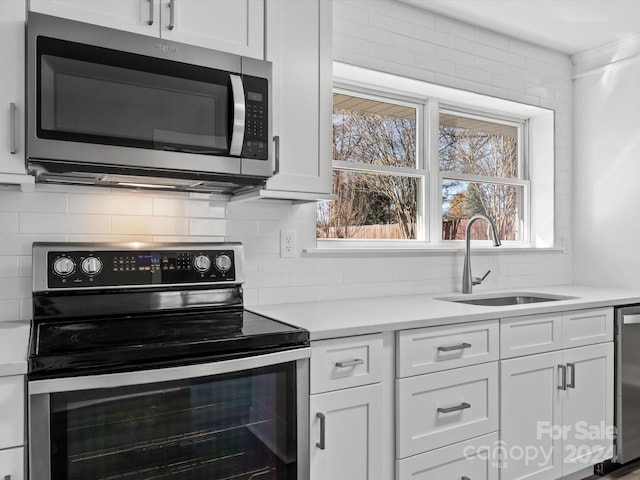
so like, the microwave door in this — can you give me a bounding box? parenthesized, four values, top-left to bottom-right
(229, 74, 246, 157)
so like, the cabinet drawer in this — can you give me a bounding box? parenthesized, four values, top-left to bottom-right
(397, 432, 499, 480)
(0, 446, 24, 480)
(310, 334, 383, 394)
(501, 313, 562, 358)
(0, 375, 24, 449)
(397, 320, 499, 377)
(562, 308, 613, 348)
(396, 362, 498, 458)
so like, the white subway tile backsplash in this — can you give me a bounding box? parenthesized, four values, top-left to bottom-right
(68, 193, 153, 215)
(0, 299, 20, 322)
(0, 213, 18, 233)
(0, 191, 67, 213)
(21, 213, 110, 234)
(0, 257, 19, 278)
(188, 218, 226, 236)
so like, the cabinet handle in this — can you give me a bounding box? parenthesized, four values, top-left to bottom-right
(335, 358, 364, 368)
(438, 342, 471, 352)
(558, 364, 567, 390)
(5, 475, 12, 480)
(316, 412, 325, 450)
(567, 362, 576, 389)
(462, 477, 471, 480)
(147, 0, 154, 25)
(167, 0, 175, 30)
(273, 135, 280, 174)
(9, 102, 17, 154)
(437, 402, 471, 414)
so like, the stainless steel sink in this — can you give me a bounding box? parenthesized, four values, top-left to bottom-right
(436, 292, 577, 306)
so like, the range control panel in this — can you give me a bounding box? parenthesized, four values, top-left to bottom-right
(41, 246, 239, 290)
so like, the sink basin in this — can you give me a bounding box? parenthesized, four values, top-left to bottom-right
(436, 292, 577, 306)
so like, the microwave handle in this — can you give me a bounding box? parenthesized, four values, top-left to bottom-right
(229, 74, 246, 157)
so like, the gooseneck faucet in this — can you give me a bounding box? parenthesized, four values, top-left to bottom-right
(462, 214, 502, 294)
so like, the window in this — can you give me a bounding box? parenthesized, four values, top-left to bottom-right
(439, 111, 527, 242)
(317, 63, 554, 250)
(316, 91, 424, 241)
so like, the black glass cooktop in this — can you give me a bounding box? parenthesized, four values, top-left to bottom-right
(29, 310, 309, 379)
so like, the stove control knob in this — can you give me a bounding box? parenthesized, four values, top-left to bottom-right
(81, 257, 103, 276)
(215, 254, 232, 273)
(53, 257, 75, 277)
(193, 254, 211, 273)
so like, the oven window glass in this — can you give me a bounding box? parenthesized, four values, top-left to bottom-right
(48, 363, 297, 479)
(37, 36, 232, 155)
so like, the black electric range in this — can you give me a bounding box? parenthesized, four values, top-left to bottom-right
(29, 242, 308, 379)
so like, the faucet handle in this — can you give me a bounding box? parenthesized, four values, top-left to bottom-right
(472, 270, 491, 286)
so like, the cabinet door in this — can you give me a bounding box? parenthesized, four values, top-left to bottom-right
(310, 383, 383, 480)
(28, 0, 159, 35)
(160, 0, 264, 58)
(500, 351, 563, 480)
(562, 343, 614, 476)
(264, 0, 333, 195)
(0, 0, 27, 175)
(0, 447, 24, 480)
(0, 375, 24, 450)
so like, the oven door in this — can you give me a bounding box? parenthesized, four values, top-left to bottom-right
(28, 349, 309, 480)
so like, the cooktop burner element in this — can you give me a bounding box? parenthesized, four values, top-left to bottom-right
(29, 242, 309, 379)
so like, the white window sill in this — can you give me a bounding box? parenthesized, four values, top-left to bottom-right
(305, 245, 565, 256)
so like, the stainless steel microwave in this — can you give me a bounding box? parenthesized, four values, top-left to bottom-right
(26, 12, 273, 193)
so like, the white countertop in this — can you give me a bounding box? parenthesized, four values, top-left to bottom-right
(0, 321, 30, 376)
(249, 285, 640, 340)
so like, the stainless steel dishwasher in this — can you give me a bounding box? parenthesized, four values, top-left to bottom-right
(614, 305, 640, 464)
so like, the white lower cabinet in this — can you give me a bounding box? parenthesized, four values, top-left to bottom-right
(309, 333, 388, 480)
(310, 383, 383, 480)
(500, 342, 614, 480)
(0, 446, 24, 480)
(397, 432, 499, 480)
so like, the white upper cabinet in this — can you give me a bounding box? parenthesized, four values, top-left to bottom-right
(0, 0, 33, 186)
(260, 0, 333, 198)
(28, 0, 265, 58)
(28, 0, 161, 36)
(161, 0, 264, 58)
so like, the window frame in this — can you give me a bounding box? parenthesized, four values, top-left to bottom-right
(436, 103, 531, 244)
(317, 63, 555, 251)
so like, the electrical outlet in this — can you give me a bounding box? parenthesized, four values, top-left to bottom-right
(280, 230, 296, 258)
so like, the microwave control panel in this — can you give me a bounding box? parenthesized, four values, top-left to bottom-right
(241, 75, 269, 160)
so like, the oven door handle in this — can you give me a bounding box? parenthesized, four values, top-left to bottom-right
(229, 74, 245, 157)
(29, 347, 310, 395)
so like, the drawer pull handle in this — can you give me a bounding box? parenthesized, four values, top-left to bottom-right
(438, 342, 471, 352)
(567, 362, 576, 389)
(335, 359, 364, 368)
(558, 364, 567, 390)
(437, 402, 471, 414)
(462, 477, 471, 480)
(5, 476, 12, 480)
(316, 412, 326, 450)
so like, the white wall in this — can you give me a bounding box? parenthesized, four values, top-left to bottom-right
(0, 0, 576, 323)
(573, 52, 640, 288)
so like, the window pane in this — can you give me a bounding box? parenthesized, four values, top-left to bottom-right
(439, 112, 518, 178)
(317, 170, 419, 240)
(333, 93, 417, 168)
(442, 180, 522, 241)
